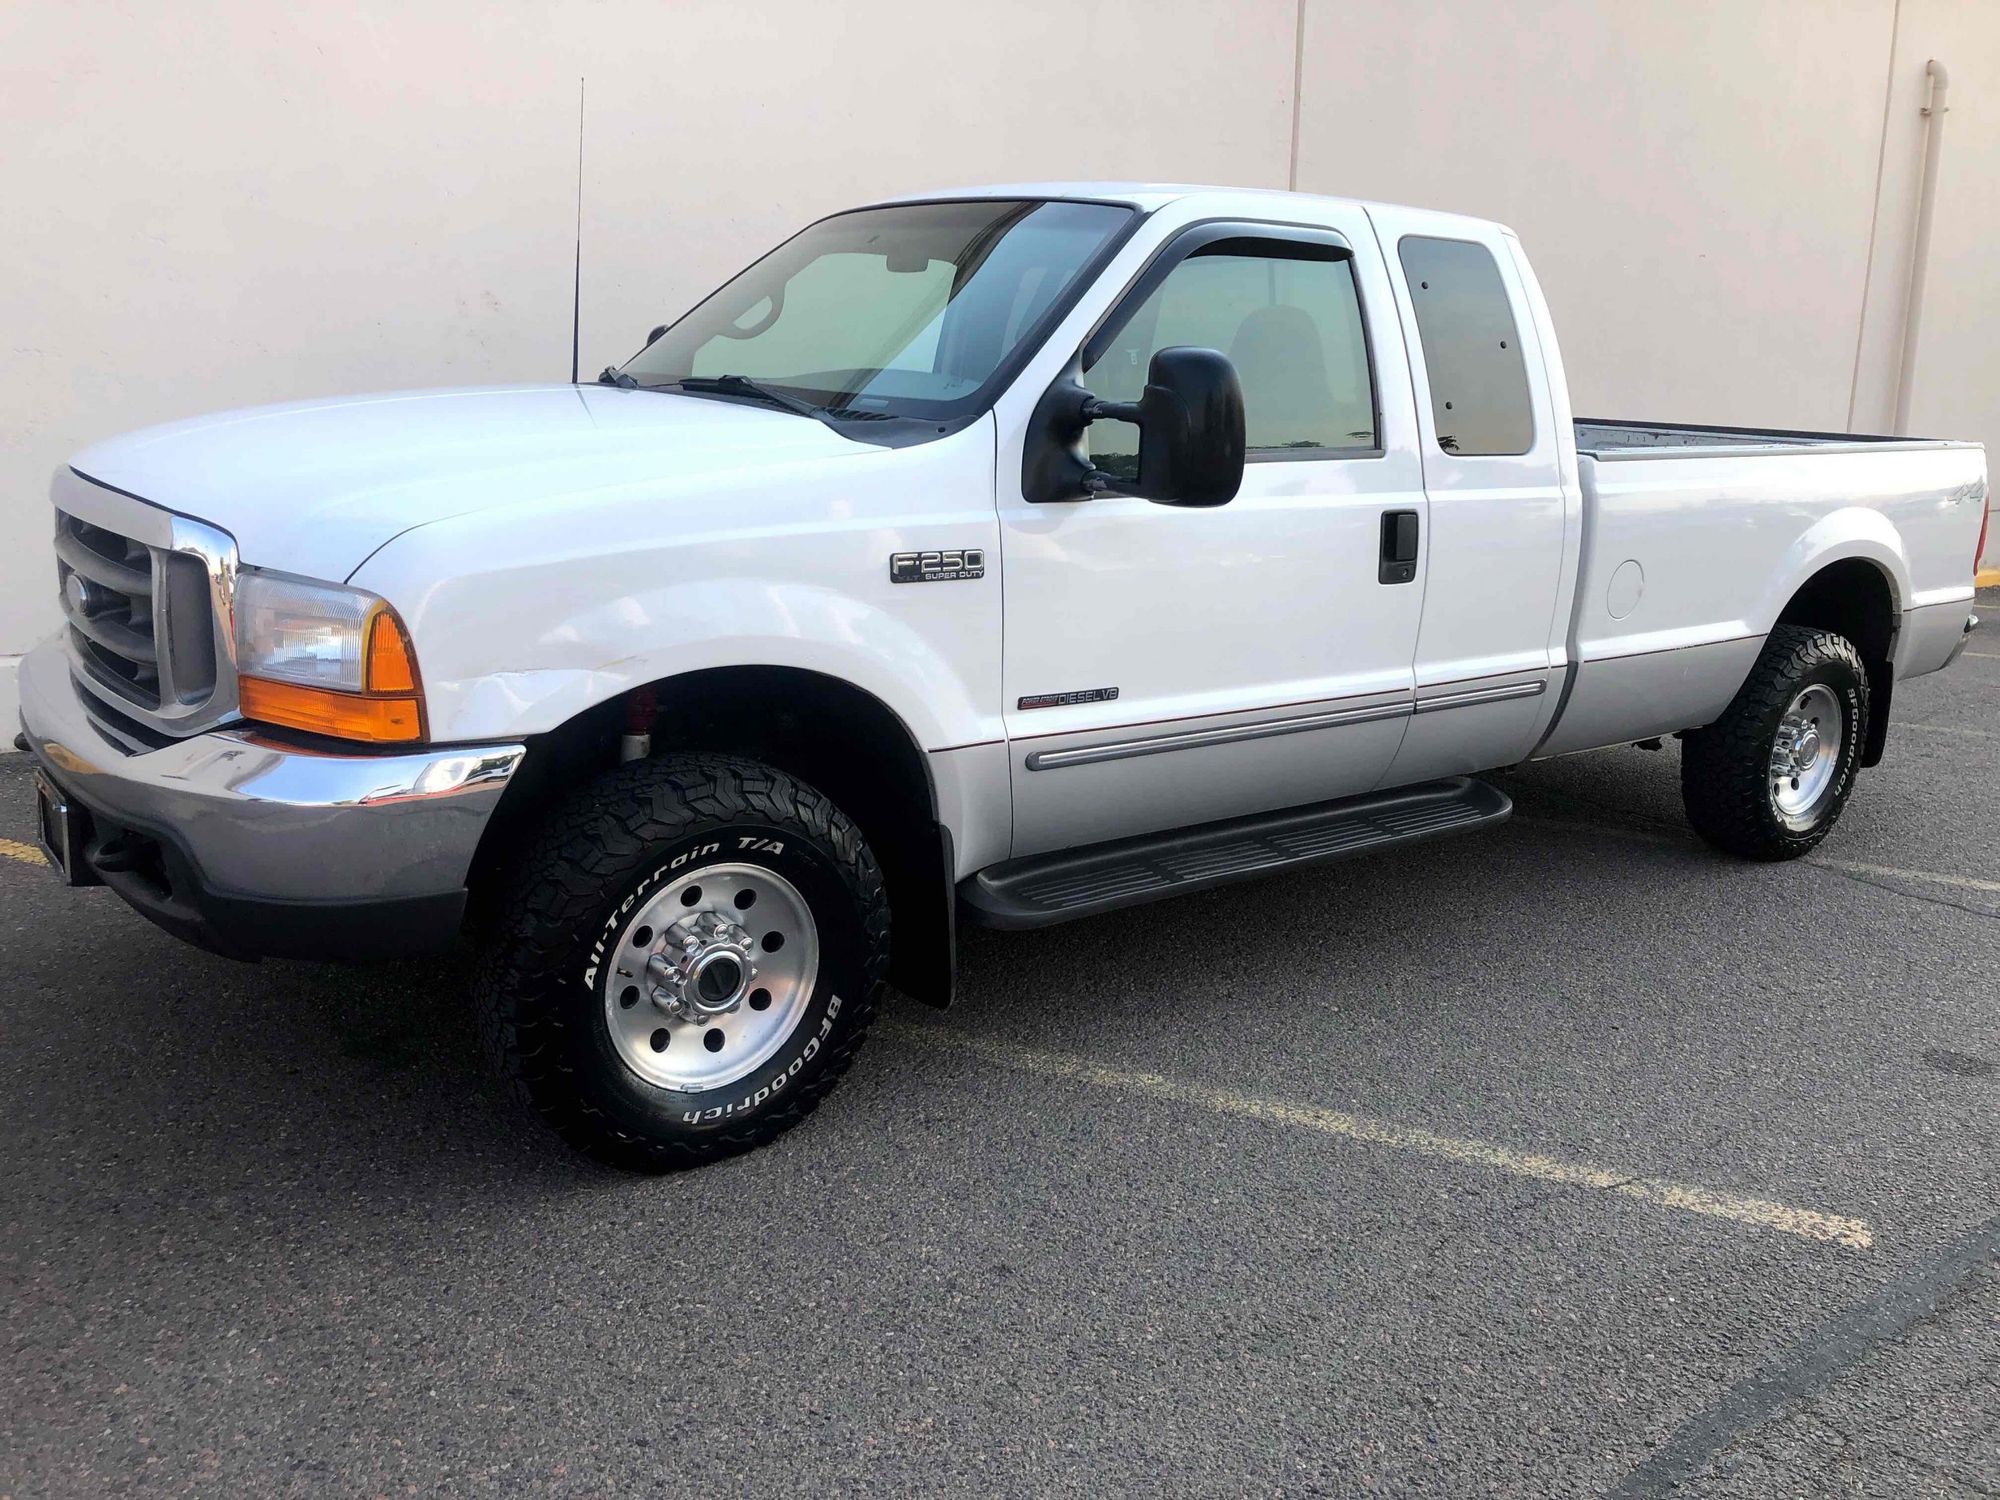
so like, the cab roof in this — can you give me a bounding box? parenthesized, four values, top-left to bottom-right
(864, 182, 1509, 239)
(873, 181, 1340, 211)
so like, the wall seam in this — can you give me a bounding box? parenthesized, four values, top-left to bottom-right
(1846, 0, 1904, 431)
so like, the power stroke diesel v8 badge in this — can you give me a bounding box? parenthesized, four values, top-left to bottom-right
(1017, 687, 1120, 710)
(889, 548, 985, 583)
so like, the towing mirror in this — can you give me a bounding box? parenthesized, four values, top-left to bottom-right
(1021, 346, 1246, 507)
(1121, 347, 1247, 507)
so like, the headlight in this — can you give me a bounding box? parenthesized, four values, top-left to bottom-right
(234, 569, 426, 743)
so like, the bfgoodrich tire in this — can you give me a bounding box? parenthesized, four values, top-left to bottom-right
(475, 754, 890, 1171)
(1680, 624, 1869, 861)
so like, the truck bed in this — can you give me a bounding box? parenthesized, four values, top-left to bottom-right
(1574, 418, 1960, 457)
(1535, 419, 1986, 760)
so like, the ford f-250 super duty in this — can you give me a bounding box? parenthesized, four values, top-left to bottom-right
(19, 184, 1987, 1169)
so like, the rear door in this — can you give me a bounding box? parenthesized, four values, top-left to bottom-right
(1367, 208, 1572, 783)
(995, 209, 1430, 858)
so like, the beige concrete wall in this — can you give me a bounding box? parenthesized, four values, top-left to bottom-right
(2, 0, 1995, 732)
(1849, 0, 2000, 452)
(1295, 0, 1897, 430)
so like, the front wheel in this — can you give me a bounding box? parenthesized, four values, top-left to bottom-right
(475, 754, 890, 1170)
(1680, 624, 1869, 861)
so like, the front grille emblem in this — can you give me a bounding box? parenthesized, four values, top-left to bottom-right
(63, 571, 113, 618)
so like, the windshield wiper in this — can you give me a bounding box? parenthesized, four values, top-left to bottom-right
(668, 374, 826, 421)
(596, 366, 639, 389)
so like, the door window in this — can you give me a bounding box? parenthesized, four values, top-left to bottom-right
(1082, 239, 1377, 476)
(1396, 236, 1534, 456)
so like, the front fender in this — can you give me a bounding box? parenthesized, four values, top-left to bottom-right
(405, 572, 1000, 752)
(348, 417, 1002, 753)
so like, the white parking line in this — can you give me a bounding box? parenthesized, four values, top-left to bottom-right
(1818, 857, 2000, 895)
(1513, 816, 2000, 896)
(1901, 722, 1997, 739)
(0, 837, 47, 866)
(888, 1021, 1875, 1250)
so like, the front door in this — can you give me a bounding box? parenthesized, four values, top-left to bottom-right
(997, 213, 1429, 858)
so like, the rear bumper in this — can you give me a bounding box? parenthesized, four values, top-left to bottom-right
(1899, 596, 1982, 678)
(17, 637, 524, 961)
(1941, 610, 1980, 670)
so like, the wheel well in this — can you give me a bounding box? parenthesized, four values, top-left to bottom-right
(469, 668, 954, 1005)
(1774, 559, 1897, 766)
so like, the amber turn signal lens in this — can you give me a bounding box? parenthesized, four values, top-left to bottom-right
(237, 599, 427, 743)
(238, 677, 426, 743)
(364, 608, 419, 693)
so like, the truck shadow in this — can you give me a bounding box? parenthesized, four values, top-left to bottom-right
(12, 736, 1950, 1209)
(948, 747, 1720, 1031)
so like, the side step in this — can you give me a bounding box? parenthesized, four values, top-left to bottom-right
(960, 777, 1511, 930)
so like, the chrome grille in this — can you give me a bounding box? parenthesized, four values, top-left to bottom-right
(57, 514, 164, 706)
(52, 477, 239, 740)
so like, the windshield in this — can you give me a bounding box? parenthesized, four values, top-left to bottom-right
(621, 199, 1134, 421)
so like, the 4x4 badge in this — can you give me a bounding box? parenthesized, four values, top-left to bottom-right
(889, 548, 984, 583)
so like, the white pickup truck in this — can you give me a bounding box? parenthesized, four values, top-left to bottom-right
(20, 184, 1987, 1168)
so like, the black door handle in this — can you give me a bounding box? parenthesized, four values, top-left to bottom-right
(1379, 510, 1419, 584)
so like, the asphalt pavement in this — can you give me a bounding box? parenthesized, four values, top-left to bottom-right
(4, 597, 1996, 1497)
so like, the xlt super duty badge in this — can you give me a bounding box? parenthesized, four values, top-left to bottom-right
(890, 548, 984, 583)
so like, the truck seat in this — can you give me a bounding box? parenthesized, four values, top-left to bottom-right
(1229, 304, 1338, 450)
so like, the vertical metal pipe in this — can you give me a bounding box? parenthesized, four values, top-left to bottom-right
(1286, 0, 1307, 190)
(1892, 60, 1950, 435)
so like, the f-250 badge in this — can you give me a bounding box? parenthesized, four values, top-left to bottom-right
(890, 548, 984, 583)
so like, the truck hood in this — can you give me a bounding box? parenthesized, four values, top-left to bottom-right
(68, 384, 871, 579)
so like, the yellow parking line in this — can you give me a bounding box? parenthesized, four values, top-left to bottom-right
(888, 1021, 1875, 1250)
(0, 837, 47, 866)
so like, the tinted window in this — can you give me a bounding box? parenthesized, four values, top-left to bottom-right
(1083, 239, 1376, 475)
(624, 199, 1132, 419)
(1398, 236, 1534, 456)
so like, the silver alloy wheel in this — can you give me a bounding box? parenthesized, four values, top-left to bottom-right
(602, 862, 820, 1091)
(1769, 683, 1844, 830)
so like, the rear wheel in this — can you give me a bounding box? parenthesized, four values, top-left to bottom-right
(1680, 625, 1869, 860)
(475, 754, 890, 1170)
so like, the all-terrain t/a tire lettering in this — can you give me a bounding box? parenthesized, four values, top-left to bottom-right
(1680, 625, 1869, 861)
(474, 754, 890, 1171)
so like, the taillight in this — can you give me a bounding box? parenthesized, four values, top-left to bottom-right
(1978, 504, 1990, 576)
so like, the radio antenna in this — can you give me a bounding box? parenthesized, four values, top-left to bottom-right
(569, 77, 585, 384)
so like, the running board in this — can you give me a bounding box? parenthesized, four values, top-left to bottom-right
(960, 777, 1512, 930)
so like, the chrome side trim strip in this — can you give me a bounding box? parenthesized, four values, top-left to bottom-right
(1411, 679, 1548, 715)
(1024, 700, 1411, 772)
(1582, 438, 1973, 462)
(1024, 677, 1552, 773)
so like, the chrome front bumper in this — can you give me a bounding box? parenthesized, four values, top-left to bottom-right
(17, 636, 525, 959)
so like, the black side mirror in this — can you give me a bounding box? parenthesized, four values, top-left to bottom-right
(1022, 346, 1246, 506)
(1120, 347, 1247, 507)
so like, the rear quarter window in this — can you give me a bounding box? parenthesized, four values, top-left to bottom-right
(1398, 236, 1534, 457)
